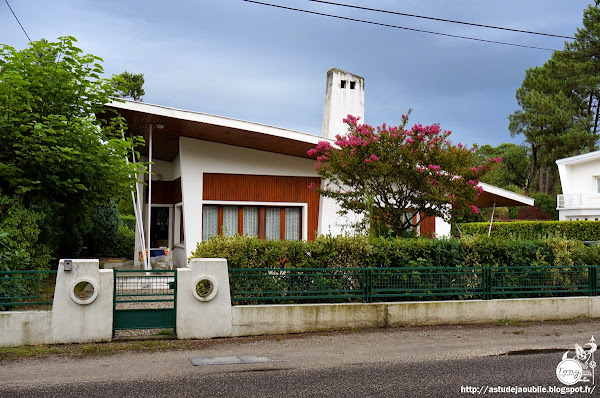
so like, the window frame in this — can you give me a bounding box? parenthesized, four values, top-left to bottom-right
(201, 201, 308, 241)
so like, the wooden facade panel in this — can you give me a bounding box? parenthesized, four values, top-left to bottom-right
(420, 214, 436, 238)
(203, 174, 321, 240)
(151, 178, 182, 205)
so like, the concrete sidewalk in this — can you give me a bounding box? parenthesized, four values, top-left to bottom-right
(1, 319, 598, 389)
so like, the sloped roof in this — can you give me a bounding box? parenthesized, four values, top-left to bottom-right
(474, 183, 534, 208)
(98, 100, 331, 162)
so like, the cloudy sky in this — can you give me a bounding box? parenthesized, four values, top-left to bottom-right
(0, 0, 593, 147)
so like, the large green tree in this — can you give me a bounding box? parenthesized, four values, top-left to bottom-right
(309, 113, 497, 237)
(0, 36, 143, 262)
(509, 3, 600, 195)
(112, 70, 145, 101)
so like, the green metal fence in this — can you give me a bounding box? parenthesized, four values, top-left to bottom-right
(229, 265, 598, 305)
(0, 270, 57, 310)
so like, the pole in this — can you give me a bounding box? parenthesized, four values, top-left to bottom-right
(487, 202, 496, 237)
(146, 124, 153, 270)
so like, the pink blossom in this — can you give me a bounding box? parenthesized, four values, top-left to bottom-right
(406, 138, 414, 144)
(369, 154, 379, 162)
(428, 164, 441, 172)
(470, 205, 480, 215)
(307, 183, 317, 189)
(364, 158, 371, 163)
(471, 167, 477, 172)
(307, 149, 317, 157)
(458, 143, 463, 148)
(418, 166, 424, 173)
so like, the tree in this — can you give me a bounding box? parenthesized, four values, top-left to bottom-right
(308, 112, 498, 237)
(0, 36, 143, 261)
(477, 143, 531, 192)
(112, 70, 145, 101)
(509, 3, 600, 195)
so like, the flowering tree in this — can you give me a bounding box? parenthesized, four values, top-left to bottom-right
(308, 112, 500, 237)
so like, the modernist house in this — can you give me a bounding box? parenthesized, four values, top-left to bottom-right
(556, 151, 600, 221)
(102, 69, 534, 268)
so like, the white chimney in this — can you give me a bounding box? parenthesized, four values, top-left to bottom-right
(321, 68, 365, 140)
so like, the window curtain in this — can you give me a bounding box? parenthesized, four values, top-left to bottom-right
(265, 207, 280, 240)
(222, 206, 238, 236)
(202, 205, 218, 240)
(285, 207, 300, 240)
(243, 206, 258, 236)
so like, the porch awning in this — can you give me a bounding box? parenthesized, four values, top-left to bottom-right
(472, 182, 534, 208)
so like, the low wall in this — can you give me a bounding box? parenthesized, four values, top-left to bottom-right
(2, 258, 600, 347)
(0, 260, 113, 347)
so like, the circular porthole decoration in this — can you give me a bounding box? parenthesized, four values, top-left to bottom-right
(70, 278, 99, 305)
(192, 276, 218, 302)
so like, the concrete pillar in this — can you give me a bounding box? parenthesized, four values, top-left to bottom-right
(176, 258, 233, 339)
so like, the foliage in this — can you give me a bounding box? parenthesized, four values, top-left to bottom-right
(192, 234, 597, 270)
(82, 200, 122, 256)
(0, 36, 144, 260)
(0, 191, 51, 271)
(113, 225, 135, 259)
(308, 112, 497, 237)
(458, 221, 600, 241)
(509, 3, 600, 194)
(477, 143, 531, 191)
(112, 70, 145, 101)
(516, 205, 552, 220)
(119, 215, 136, 230)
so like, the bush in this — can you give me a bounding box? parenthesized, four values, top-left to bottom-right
(82, 200, 121, 257)
(457, 220, 600, 241)
(119, 215, 136, 230)
(191, 234, 598, 269)
(113, 225, 135, 259)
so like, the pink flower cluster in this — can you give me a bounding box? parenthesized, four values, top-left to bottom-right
(342, 114, 360, 126)
(428, 164, 441, 172)
(364, 154, 379, 163)
(487, 157, 502, 164)
(470, 205, 480, 215)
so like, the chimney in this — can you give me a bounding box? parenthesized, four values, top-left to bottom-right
(321, 68, 364, 140)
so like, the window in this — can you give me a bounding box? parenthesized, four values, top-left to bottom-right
(175, 203, 184, 245)
(202, 205, 302, 241)
(340, 80, 346, 88)
(596, 177, 600, 194)
(350, 81, 356, 89)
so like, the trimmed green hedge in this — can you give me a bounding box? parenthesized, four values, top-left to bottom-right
(119, 215, 136, 230)
(192, 234, 600, 269)
(457, 221, 600, 241)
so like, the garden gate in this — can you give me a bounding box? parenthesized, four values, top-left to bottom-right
(112, 269, 177, 337)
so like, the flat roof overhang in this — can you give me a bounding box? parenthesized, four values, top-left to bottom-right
(472, 183, 534, 208)
(97, 100, 329, 162)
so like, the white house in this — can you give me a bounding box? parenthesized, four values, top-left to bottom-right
(556, 151, 600, 221)
(101, 69, 534, 268)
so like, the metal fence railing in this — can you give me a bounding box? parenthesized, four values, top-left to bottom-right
(0, 270, 57, 310)
(229, 266, 598, 305)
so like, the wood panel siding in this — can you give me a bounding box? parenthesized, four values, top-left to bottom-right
(419, 214, 436, 238)
(203, 174, 321, 240)
(150, 178, 182, 204)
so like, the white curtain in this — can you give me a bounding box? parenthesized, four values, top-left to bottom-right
(222, 206, 238, 236)
(243, 206, 258, 236)
(285, 207, 300, 240)
(265, 207, 280, 240)
(202, 205, 218, 240)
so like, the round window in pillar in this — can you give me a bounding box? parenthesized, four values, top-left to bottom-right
(192, 276, 218, 302)
(70, 278, 99, 305)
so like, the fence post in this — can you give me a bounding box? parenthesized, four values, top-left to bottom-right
(362, 268, 372, 303)
(589, 265, 598, 297)
(483, 267, 492, 300)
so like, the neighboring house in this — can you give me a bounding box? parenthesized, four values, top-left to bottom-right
(556, 151, 600, 221)
(102, 69, 533, 268)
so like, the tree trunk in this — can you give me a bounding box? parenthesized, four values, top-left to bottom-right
(525, 145, 537, 196)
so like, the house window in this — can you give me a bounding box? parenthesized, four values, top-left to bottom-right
(202, 205, 302, 241)
(350, 81, 356, 89)
(175, 203, 184, 244)
(341, 80, 346, 88)
(596, 177, 600, 194)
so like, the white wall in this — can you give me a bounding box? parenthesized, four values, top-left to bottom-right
(179, 137, 342, 258)
(559, 158, 600, 195)
(0, 260, 113, 347)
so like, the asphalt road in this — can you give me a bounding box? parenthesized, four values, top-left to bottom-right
(2, 320, 599, 397)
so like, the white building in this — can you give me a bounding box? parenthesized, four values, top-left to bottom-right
(102, 69, 533, 268)
(556, 151, 600, 221)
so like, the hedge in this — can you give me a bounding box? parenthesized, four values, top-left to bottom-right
(457, 221, 600, 241)
(191, 234, 600, 269)
(119, 215, 136, 230)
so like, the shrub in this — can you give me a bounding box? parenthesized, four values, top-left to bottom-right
(457, 220, 600, 241)
(83, 200, 121, 257)
(119, 215, 136, 230)
(113, 225, 135, 259)
(192, 234, 597, 269)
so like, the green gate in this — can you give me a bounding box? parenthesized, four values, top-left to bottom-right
(113, 269, 177, 337)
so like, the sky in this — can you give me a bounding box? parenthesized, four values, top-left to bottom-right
(0, 0, 594, 147)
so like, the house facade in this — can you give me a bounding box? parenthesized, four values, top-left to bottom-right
(104, 69, 532, 268)
(556, 151, 600, 221)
